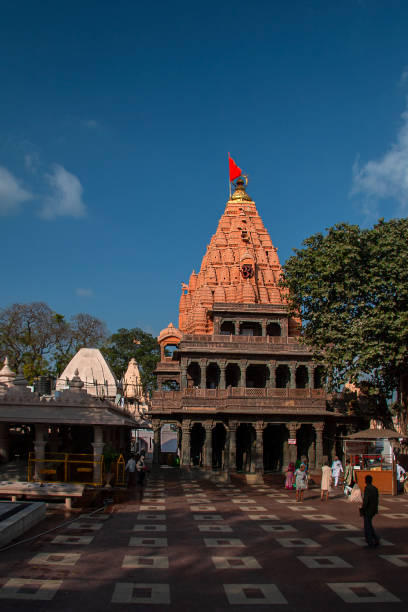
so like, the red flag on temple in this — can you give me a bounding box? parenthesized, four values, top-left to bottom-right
(228, 154, 242, 182)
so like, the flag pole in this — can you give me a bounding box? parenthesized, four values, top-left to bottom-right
(228, 153, 231, 200)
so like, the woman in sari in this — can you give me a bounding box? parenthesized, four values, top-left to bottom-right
(285, 462, 295, 489)
(294, 464, 308, 502)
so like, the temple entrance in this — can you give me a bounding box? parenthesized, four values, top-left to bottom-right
(226, 363, 240, 387)
(296, 424, 315, 468)
(263, 424, 287, 472)
(236, 423, 256, 472)
(190, 423, 205, 466)
(246, 365, 268, 388)
(212, 423, 226, 469)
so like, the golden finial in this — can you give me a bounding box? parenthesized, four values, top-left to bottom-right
(231, 176, 252, 201)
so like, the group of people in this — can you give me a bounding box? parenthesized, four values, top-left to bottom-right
(285, 455, 381, 547)
(125, 450, 147, 486)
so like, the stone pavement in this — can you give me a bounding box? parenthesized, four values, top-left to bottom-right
(0, 469, 408, 611)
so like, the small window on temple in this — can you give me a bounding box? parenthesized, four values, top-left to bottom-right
(239, 322, 262, 336)
(164, 344, 178, 357)
(221, 321, 235, 335)
(267, 322, 281, 337)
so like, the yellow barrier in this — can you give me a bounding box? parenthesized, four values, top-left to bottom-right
(27, 452, 104, 486)
(116, 454, 125, 486)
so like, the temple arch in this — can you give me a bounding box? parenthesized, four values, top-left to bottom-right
(187, 362, 200, 388)
(263, 424, 287, 472)
(246, 364, 268, 388)
(314, 366, 326, 389)
(295, 365, 309, 389)
(236, 423, 256, 472)
(226, 363, 241, 387)
(276, 364, 290, 388)
(206, 363, 220, 389)
(212, 423, 226, 469)
(190, 423, 205, 466)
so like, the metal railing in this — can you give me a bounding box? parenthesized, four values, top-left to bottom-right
(27, 452, 127, 487)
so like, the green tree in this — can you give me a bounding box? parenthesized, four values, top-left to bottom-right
(0, 302, 107, 381)
(101, 327, 160, 395)
(281, 219, 408, 432)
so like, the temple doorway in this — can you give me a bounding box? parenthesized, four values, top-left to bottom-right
(190, 423, 205, 466)
(296, 424, 315, 468)
(236, 423, 256, 472)
(212, 423, 226, 469)
(263, 424, 287, 472)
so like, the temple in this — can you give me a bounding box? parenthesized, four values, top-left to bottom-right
(151, 178, 351, 478)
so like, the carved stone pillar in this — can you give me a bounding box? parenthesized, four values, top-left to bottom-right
(224, 427, 230, 470)
(240, 360, 247, 388)
(255, 423, 264, 473)
(92, 425, 105, 485)
(314, 423, 324, 469)
(152, 422, 161, 465)
(308, 365, 315, 389)
(199, 360, 206, 389)
(261, 321, 267, 337)
(219, 361, 226, 390)
(180, 364, 188, 390)
(34, 424, 46, 481)
(0, 423, 10, 463)
(204, 423, 213, 470)
(288, 422, 299, 464)
(289, 363, 296, 389)
(228, 422, 238, 471)
(267, 363, 276, 389)
(181, 421, 191, 467)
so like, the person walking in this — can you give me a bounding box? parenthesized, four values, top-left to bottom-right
(360, 474, 380, 548)
(396, 463, 406, 494)
(343, 459, 354, 496)
(331, 456, 343, 487)
(285, 462, 295, 489)
(294, 464, 308, 502)
(320, 461, 332, 501)
(136, 452, 146, 485)
(125, 454, 137, 487)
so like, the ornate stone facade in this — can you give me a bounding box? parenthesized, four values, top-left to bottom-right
(151, 179, 352, 475)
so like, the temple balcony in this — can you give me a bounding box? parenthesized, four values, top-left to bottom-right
(150, 386, 328, 415)
(179, 334, 311, 355)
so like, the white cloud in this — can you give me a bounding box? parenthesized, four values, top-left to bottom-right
(76, 288, 93, 297)
(351, 107, 408, 215)
(0, 166, 33, 215)
(40, 164, 86, 219)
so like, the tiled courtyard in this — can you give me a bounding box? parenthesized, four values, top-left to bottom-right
(0, 470, 408, 610)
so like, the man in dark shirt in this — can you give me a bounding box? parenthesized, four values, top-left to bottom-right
(360, 474, 380, 547)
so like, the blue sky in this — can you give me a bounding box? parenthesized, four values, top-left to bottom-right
(1, 1, 408, 337)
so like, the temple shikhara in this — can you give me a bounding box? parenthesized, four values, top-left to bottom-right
(151, 177, 349, 478)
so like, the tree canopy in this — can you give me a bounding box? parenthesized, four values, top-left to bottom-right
(101, 327, 160, 394)
(281, 218, 408, 431)
(0, 302, 107, 381)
